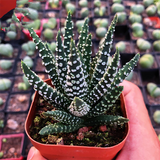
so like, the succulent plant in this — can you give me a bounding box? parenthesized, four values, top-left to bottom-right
(0, 60, 12, 70)
(94, 6, 106, 16)
(147, 83, 160, 98)
(66, 3, 76, 14)
(131, 4, 144, 14)
(153, 110, 160, 123)
(155, 1, 160, 16)
(153, 40, 160, 51)
(79, 0, 88, 7)
(133, 30, 144, 38)
(18, 75, 31, 90)
(111, 3, 125, 13)
(152, 29, 160, 40)
(6, 31, 17, 40)
(23, 56, 34, 68)
(80, 7, 89, 18)
(0, 97, 3, 106)
(131, 22, 143, 31)
(94, 18, 108, 28)
(17, 0, 29, 7)
(139, 54, 154, 68)
(21, 13, 139, 136)
(115, 41, 126, 52)
(76, 20, 85, 32)
(0, 78, 12, 91)
(43, 28, 54, 40)
(28, 1, 41, 10)
(136, 38, 151, 51)
(25, 8, 39, 20)
(112, 0, 122, 3)
(96, 27, 107, 38)
(129, 14, 142, 24)
(132, 23, 144, 37)
(116, 12, 127, 23)
(47, 42, 57, 53)
(146, 5, 157, 16)
(0, 44, 13, 57)
(143, 0, 154, 7)
(0, 119, 4, 128)
(43, 18, 57, 30)
(8, 23, 16, 32)
(62, 0, 70, 6)
(24, 19, 41, 30)
(94, 0, 101, 7)
(22, 41, 36, 56)
(49, 0, 59, 8)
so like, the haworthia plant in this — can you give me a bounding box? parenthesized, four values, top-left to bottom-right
(21, 13, 140, 135)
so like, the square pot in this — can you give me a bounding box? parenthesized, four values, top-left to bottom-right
(25, 79, 129, 160)
(0, 133, 24, 160)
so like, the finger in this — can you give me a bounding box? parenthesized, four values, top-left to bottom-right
(120, 80, 133, 96)
(27, 146, 47, 160)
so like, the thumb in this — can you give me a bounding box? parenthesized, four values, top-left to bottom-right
(27, 146, 47, 160)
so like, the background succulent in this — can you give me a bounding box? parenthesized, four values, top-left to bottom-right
(152, 29, 160, 40)
(147, 83, 160, 98)
(129, 14, 142, 24)
(6, 31, 17, 40)
(153, 40, 160, 51)
(65, 3, 76, 14)
(80, 7, 89, 18)
(139, 54, 154, 68)
(146, 5, 157, 16)
(43, 28, 54, 40)
(79, 0, 88, 7)
(21, 13, 139, 136)
(0, 79, 12, 91)
(43, 18, 57, 29)
(96, 27, 107, 38)
(111, 3, 125, 13)
(131, 4, 144, 14)
(94, 0, 101, 7)
(116, 12, 127, 24)
(22, 41, 36, 56)
(23, 56, 34, 68)
(143, 0, 154, 7)
(24, 19, 41, 30)
(136, 38, 151, 51)
(153, 110, 160, 124)
(28, 1, 41, 10)
(18, 75, 31, 90)
(76, 20, 85, 32)
(94, 18, 108, 28)
(49, 0, 59, 8)
(0, 60, 12, 70)
(25, 7, 39, 20)
(131, 22, 144, 38)
(0, 98, 3, 106)
(115, 41, 126, 52)
(94, 6, 106, 16)
(0, 44, 13, 57)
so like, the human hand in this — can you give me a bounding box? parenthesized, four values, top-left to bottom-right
(116, 80, 160, 160)
(27, 146, 47, 160)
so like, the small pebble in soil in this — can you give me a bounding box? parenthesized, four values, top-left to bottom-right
(8, 147, 16, 154)
(17, 95, 27, 102)
(7, 119, 18, 130)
